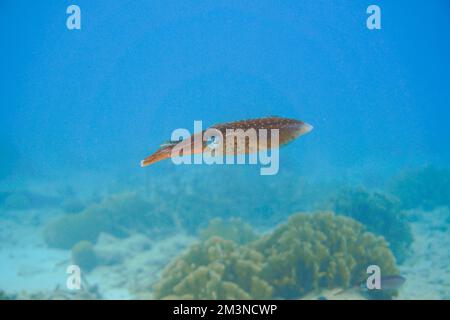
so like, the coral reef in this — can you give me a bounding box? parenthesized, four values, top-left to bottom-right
(151, 168, 333, 233)
(199, 217, 258, 245)
(154, 237, 273, 299)
(71, 241, 98, 272)
(332, 188, 413, 263)
(43, 192, 175, 249)
(253, 212, 398, 298)
(391, 166, 450, 210)
(154, 212, 398, 300)
(0, 290, 16, 300)
(43, 212, 102, 249)
(87, 232, 195, 299)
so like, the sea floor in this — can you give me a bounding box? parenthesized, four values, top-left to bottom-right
(397, 207, 450, 299)
(0, 207, 449, 299)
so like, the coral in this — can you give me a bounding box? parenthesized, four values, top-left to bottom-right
(0, 290, 16, 300)
(71, 241, 98, 272)
(86, 232, 195, 299)
(44, 212, 103, 249)
(391, 166, 450, 210)
(155, 212, 398, 300)
(151, 168, 333, 233)
(154, 237, 273, 299)
(44, 192, 175, 249)
(199, 217, 258, 245)
(253, 212, 398, 298)
(332, 188, 413, 263)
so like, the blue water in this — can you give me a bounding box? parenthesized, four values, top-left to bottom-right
(1, 1, 449, 299)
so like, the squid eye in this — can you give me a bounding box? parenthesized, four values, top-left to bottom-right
(206, 135, 219, 148)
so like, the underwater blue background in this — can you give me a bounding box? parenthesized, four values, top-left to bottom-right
(0, 0, 449, 300)
(1, 0, 449, 179)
